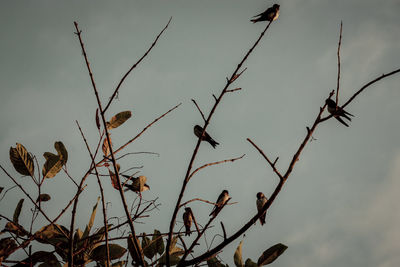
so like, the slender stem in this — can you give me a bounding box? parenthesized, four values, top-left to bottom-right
(103, 17, 172, 113)
(76, 121, 110, 266)
(336, 21, 342, 106)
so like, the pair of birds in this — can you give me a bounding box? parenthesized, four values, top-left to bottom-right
(183, 191, 268, 236)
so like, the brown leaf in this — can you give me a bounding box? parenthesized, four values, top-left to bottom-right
(102, 136, 112, 157)
(257, 243, 287, 266)
(106, 111, 132, 130)
(9, 143, 34, 176)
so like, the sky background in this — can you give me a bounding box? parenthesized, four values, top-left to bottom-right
(1, 0, 400, 266)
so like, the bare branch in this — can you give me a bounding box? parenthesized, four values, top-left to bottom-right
(247, 139, 283, 180)
(226, 87, 242, 93)
(113, 103, 181, 155)
(336, 21, 343, 106)
(192, 99, 206, 122)
(220, 222, 227, 240)
(103, 17, 172, 113)
(179, 198, 238, 208)
(188, 154, 245, 181)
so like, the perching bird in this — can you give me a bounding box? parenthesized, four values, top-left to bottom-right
(122, 175, 150, 193)
(194, 125, 219, 148)
(183, 207, 193, 236)
(251, 4, 280, 23)
(210, 190, 229, 217)
(256, 192, 268, 226)
(325, 99, 354, 127)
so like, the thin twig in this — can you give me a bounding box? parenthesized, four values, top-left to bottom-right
(188, 154, 245, 181)
(103, 17, 172, 113)
(246, 139, 283, 180)
(226, 87, 242, 93)
(112, 103, 181, 155)
(76, 120, 111, 266)
(191, 99, 206, 122)
(179, 198, 238, 208)
(335, 21, 343, 106)
(220, 222, 227, 240)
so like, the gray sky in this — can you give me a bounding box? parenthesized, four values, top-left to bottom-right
(1, 0, 400, 266)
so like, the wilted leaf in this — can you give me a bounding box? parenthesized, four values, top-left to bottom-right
(128, 234, 142, 265)
(82, 197, 100, 240)
(126, 176, 147, 192)
(42, 152, 63, 179)
(0, 187, 4, 194)
(142, 235, 156, 259)
(13, 199, 24, 223)
(108, 168, 120, 190)
(0, 237, 17, 259)
(153, 229, 164, 255)
(54, 141, 68, 165)
(4, 221, 28, 236)
(9, 143, 34, 176)
(257, 243, 288, 266)
(20, 251, 61, 267)
(106, 111, 132, 130)
(234, 240, 243, 267)
(102, 136, 112, 157)
(34, 224, 69, 245)
(95, 108, 100, 130)
(91, 244, 126, 261)
(37, 194, 51, 202)
(207, 257, 225, 267)
(244, 258, 257, 267)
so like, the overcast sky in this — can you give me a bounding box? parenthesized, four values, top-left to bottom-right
(1, 0, 400, 266)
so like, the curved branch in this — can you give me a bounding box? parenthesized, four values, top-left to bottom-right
(103, 17, 172, 113)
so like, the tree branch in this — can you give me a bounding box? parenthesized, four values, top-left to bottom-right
(166, 20, 274, 266)
(103, 17, 172, 113)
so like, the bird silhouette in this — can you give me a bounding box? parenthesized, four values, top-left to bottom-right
(256, 192, 268, 226)
(194, 125, 219, 148)
(251, 4, 280, 23)
(183, 207, 193, 236)
(210, 190, 229, 217)
(325, 99, 354, 127)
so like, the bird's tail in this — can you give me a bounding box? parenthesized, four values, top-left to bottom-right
(260, 213, 266, 226)
(185, 226, 191, 236)
(335, 116, 349, 127)
(209, 139, 219, 149)
(344, 110, 354, 117)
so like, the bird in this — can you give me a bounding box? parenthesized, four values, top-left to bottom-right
(256, 192, 268, 226)
(325, 98, 354, 127)
(251, 4, 280, 23)
(183, 207, 193, 236)
(210, 190, 230, 217)
(194, 125, 219, 148)
(122, 175, 150, 193)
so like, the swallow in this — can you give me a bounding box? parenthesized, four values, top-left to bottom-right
(325, 99, 354, 127)
(183, 207, 193, 236)
(256, 192, 268, 226)
(251, 4, 280, 23)
(122, 175, 150, 193)
(209, 190, 229, 217)
(194, 125, 219, 148)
